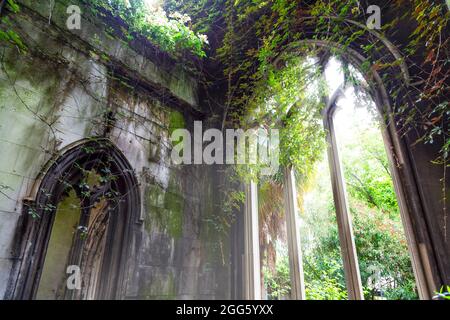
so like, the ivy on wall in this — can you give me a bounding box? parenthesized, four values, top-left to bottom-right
(0, 0, 449, 263)
(172, 0, 449, 170)
(0, 0, 208, 58)
(165, 0, 450, 270)
(0, 0, 26, 52)
(87, 0, 209, 58)
(1, 0, 448, 181)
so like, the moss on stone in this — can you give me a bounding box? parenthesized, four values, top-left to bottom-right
(144, 171, 184, 239)
(164, 192, 183, 238)
(141, 269, 177, 300)
(168, 110, 185, 136)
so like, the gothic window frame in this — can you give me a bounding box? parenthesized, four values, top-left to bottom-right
(317, 53, 433, 299)
(319, 51, 434, 299)
(8, 138, 141, 300)
(242, 47, 435, 300)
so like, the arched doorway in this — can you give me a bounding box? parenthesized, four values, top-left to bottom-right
(10, 139, 140, 300)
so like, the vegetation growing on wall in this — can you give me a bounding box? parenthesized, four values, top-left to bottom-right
(0, 0, 449, 299)
(170, 3, 449, 287)
(3, 0, 448, 192)
(0, 0, 26, 52)
(171, 0, 449, 174)
(88, 0, 208, 57)
(0, 0, 208, 58)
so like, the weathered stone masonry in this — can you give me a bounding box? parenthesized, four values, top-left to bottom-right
(0, 0, 231, 299)
(0, 0, 449, 301)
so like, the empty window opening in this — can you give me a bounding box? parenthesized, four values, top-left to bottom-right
(246, 54, 420, 300)
(333, 87, 417, 299)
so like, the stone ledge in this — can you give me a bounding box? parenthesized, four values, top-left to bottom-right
(14, 0, 200, 112)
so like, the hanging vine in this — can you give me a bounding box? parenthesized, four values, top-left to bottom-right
(174, 0, 449, 165)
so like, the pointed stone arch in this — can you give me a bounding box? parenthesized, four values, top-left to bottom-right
(7, 138, 140, 300)
(244, 28, 440, 298)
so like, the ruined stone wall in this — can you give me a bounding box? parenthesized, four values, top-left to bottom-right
(0, 1, 231, 299)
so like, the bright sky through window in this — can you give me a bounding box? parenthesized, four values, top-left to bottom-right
(143, 0, 162, 10)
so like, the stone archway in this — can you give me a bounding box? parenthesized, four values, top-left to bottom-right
(8, 138, 140, 300)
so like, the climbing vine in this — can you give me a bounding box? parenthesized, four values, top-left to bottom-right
(86, 0, 209, 58)
(0, 0, 26, 52)
(2, 1, 448, 190)
(0, 0, 208, 58)
(169, 0, 450, 290)
(173, 0, 449, 172)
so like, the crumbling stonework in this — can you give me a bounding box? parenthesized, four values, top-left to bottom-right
(0, 0, 231, 299)
(0, 0, 449, 301)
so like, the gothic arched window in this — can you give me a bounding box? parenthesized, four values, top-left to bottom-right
(243, 54, 428, 300)
(10, 139, 140, 300)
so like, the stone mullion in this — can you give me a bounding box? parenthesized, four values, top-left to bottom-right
(324, 110, 364, 300)
(283, 166, 306, 300)
(243, 181, 261, 300)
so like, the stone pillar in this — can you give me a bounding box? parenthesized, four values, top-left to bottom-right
(244, 181, 261, 300)
(283, 166, 306, 300)
(324, 114, 364, 300)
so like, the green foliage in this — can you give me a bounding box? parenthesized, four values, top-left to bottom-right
(264, 119, 417, 300)
(0, 0, 207, 57)
(304, 252, 344, 300)
(5, 0, 19, 13)
(0, 0, 27, 53)
(351, 201, 417, 300)
(342, 127, 399, 215)
(435, 286, 450, 300)
(264, 255, 291, 300)
(88, 0, 208, 57)
(224, 189, 245, 214)
(265, 188, 417, 300)
(176, 0, 449, 184)
(229, 54, 328, 180)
